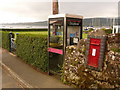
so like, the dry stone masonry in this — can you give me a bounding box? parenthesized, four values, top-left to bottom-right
(62, 30, 120, 88)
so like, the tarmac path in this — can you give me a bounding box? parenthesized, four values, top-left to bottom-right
(1, 48, 70, 88)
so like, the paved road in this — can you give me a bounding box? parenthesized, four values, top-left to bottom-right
(1, 48, 70, 88)
(2, 69, 22, 88)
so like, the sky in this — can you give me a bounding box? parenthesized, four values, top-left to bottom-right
(0, 0, 119, 23)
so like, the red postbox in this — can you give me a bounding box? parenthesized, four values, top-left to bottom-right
(85, 35, 107, 71)
(88, 38, 101, 68)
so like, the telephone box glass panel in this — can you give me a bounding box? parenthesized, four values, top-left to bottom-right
(49, 18, 64, 72)
(49, 18, 64, 49)
(66, 17, 82, 46)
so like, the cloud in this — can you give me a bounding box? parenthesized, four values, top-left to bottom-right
(0, 2, 51, 23)
(0, 1, 118, 23)
(60, 2, 118, 18)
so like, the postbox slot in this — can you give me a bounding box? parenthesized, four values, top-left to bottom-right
(91, 43, 100, 45)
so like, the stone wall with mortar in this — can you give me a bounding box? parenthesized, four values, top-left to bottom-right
(62, 32, 120, 88)
(107, 33, 120, 52)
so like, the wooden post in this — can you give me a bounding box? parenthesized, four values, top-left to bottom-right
(53, 0, 59, 15)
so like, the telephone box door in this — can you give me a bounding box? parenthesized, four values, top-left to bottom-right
(48, 18, 64, 73)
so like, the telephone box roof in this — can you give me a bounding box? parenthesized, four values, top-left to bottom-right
(48, 14, 83, 19)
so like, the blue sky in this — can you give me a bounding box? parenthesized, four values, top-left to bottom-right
(0, 0, 119, 23)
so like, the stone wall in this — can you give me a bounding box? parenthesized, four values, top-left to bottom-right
(62, 33, 120, 88)
(108, 33, 120, 52)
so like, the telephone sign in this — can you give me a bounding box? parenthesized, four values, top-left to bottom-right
(67, 18, 82, 26)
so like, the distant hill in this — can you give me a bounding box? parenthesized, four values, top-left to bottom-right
(83, 17, 119, 27)
(1, 17, 119, 28)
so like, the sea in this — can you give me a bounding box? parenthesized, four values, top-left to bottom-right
(0, 24, 48, 29)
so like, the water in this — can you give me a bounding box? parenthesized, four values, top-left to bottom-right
(0, 24, 48, 29)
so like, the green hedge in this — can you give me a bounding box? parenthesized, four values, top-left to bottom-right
(16, 34, 48, 72)
(0, 32, 10, 51)
(101, 28, 112, 34)
(0, 32, 1, 47)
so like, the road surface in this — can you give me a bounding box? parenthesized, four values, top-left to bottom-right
(2, 69, 22, 88)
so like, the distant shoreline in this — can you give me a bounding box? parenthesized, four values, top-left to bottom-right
(0, 26, 48, 29)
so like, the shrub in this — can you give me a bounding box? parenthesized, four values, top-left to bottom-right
(0, 32, 10, 51)
(16, 34, 48, 72)
(0, 32, 2, 47)
(101, 28, 112, 34)
(88, 28, 94, 32)
(83, 28, 94, 34)
(111, 48, 120, 53)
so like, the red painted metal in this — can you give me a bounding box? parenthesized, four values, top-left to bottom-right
(48, 48, 63, 55)
(88, 38, 101, 67)
(67, 20, 81, 23)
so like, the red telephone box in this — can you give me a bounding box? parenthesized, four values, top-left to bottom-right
(48, 14, 83, 74)
(88, 38, 101, 68)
